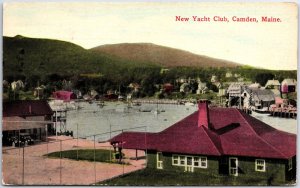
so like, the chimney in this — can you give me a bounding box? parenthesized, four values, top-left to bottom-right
(198, 100, 210, 128)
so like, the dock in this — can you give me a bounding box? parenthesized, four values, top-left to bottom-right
(132, 99, 180, 105)
(269, 107, 297, 118)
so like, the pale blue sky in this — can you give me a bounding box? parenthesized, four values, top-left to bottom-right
(3, 2, 298, 70)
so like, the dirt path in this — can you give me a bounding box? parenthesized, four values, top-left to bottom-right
(2, 136, 146, 185)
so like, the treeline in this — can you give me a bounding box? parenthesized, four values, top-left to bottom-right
(3, 66, 297, 99)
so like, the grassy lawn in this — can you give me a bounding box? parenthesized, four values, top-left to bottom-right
(45, 149, 119, 163)
(99, 168, 291, 186)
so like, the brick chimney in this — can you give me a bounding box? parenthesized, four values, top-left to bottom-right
(198, 100, 210, 128)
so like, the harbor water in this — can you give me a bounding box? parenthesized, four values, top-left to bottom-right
(64, 102, 297, 142)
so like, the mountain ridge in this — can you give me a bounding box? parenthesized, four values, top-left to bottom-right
(91, 43, 240, 68)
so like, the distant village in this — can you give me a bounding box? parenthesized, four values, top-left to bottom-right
(3, 69, 297, 115)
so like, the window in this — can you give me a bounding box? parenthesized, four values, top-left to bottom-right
(194, 157, 199, 167)
(172, 155, 207, 169)
(172, 155, 179, 165)
(255, 159, 266, 172)
(186, 157, 193, 172)
(180, 156, 185, 165)
(288, 158, 292, 171)
(157, 152, 163, 169)
(229, 157, 238, 176)
(200, 157, 207, 168)
(187, 157, 192, 166)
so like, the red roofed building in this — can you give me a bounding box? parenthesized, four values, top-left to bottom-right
(110, 100, 296, 183)
(53, 91, 77, 102)
(3, 100, 54, 145)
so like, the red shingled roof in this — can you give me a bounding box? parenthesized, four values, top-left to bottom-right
(110, 102, 296, 159)
(3, 100, 53, 117)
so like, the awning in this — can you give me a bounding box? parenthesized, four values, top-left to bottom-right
(2, 116, 52, 131)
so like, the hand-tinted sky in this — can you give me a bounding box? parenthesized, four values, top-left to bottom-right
(4, 2, 298, 70)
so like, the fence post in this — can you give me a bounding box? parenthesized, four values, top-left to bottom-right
(145, 126, 148, 168)
(22, 146, 25, 185)
(122, 129, 124, 175)
(109, 124, 111, 162)
(60, 140, 62, 185)
(77, 123, 79, 160)
(94, 135, 96, 185)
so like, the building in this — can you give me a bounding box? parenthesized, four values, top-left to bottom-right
(163, 83, 173, 93)
(227, 82, 245, 107)
(2, 100, 54, 145)
(53, 91, 77, 102)
(265, 79, 280, 90)
(180, 83, 190, 93)
(248, 82, 261, 89)
(225, 72, 233, 78)
(211, 75, 218, 83)
(242, 88, 275, 111)
(128, 83, 141, 93)
(234, 73, 241, 78)
(33, 85, 46, 99)
(196, 80, 208, 94)
(281, 79, 297, 93)
(110, 101, 296, 183)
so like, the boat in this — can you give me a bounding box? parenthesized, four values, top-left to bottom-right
(254, 107, 270, 114)
(133, 102, 142, 106)
(184, 102, 195, 106)
(153, 110, 160, 115)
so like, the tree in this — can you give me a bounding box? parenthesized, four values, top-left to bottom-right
(255, 73, 274, 86)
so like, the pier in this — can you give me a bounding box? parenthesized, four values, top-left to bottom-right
(270, 107, 297, 119)
(132, 99, 180, 105)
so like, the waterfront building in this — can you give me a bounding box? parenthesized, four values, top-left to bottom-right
(281, 79, 297, 93)
(110, 101, 296, 183)
(53, 90, 77, 102)
(2, 100, 53, 145)
(227, 82, 245, 107)
(242, 87, 275, 111)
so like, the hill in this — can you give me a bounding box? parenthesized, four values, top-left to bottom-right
(91, 43, 240, 68)
(3, 35, 138, 81)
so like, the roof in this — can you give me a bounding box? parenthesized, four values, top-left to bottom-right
(265, 79, 280, 86)
(3, 100, 53, 117)
(110, 103, 295, 159)
(53, 91, 77, 102)
(252, 89, 275, 101)
(248, 82, 261, 88)
(2, 116, 50, 131)
(282, 79, 297, 85)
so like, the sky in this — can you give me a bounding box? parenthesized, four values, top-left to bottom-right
(3, 2, 298, 70)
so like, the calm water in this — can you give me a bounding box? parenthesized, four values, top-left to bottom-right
(251, 111, 297, 134)
(64, 102, 297, 142)
(66, 102, 198, 141)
